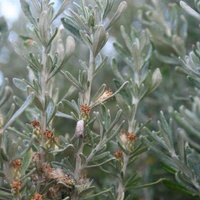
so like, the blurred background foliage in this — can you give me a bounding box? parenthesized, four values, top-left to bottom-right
(0, 0, 200, 199)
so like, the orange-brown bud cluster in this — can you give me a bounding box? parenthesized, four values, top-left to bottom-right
(11, 159, 22, 170)
(43, 129, 54, 140)
(114, 150, 123, 160)
(127, 132, 136, 142)
(30, 120, 41, 137)
(30, 120, 41, 129)
(80, 104, 91, 116)
(31, 193, 43, 200)
(120, 130, 136, 150)
(11, 180, 22, 191)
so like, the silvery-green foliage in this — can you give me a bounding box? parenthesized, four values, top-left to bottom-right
(109, 20, 163, 199)
(143, 0, 200, 198)
(143, 111, 200, 197)
(3, 0, 200, 199)
(140, 0, 187, 64)
(0, 0, 140, 199)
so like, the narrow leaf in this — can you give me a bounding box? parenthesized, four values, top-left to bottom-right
(180, 1, 200, 20)
(53, 0, 71, 21)
(20, 0, 36, 25)
(21, 149, 33, 175)
(4, 93, 34, 130)
(13, 78, 27, 91)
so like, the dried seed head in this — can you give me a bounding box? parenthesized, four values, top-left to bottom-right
(50, 168, 75, 187)
(98, 89, 113, 102)
(42, 163, 54, 179)
(120, 130, 128, 146)
(42, 163, 75, 188)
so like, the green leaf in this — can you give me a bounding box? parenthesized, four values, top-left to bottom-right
(13, 78, 27, 91)
(0, 148, 9, 161)
(0, 86, 12, 107)
(0, 17, 8, 48)
(159, 111, 174, 147)
(85, 157, 115, 168)
(84, 188, 112, 199)
(115, 94, 131, 118)
(78, 186, 95, 198)
(174, 111, 200, 138)
(175, 171, 198, 194)
(62, 71, 82, 90)
(111, 58, 124, 82)
(91, 84, 106, 104)
(114, 79, 131, 105)
(56, 111, 74, 120)
(21, 149, 33, 175)
(142, 137, 178, 170)
(4, 93, 34, 130)
(125, 173, 141, 188)
(20, 0, 37, 26)
(33, 96, 43, 110)
(61, 17, 81, 40)
(0, 189, 12, 198)
(38, 11, 49, 46)
(106, 1, 127, 30)
(180, 1, 200, 21)
(93, 26, 109, 57)
(46, 98, 56, 124)
(4, 104, 15, 125)
(53, 0, 71, 21)
(154, 50, 179, 65)
(90, 151, 111, 162)
(94, 56, 108, 77)
(120, 25, 132, 53)
(163, 179, 197, 196)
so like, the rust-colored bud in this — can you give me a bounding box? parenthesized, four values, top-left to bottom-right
(31, 193, 43, 200)
(114, 150, 123, 160)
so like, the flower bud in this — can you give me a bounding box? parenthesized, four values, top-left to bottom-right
(66, 36, 76, 58)
(75, 119, 85, 138)
(151, 68, 162, 92)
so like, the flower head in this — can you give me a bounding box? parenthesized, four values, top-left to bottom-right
(114, 150, 123, 160)
(30, 120, 41, 129)
(127, 132, 136, 142)
(80, 104, 91, 116)
(11, 180, 22, 191)
(31, 193, 43, 200)
(43, 129, 54, 140)
(11, 159, 22, 170)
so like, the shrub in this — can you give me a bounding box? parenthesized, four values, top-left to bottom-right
(0, 0, 199, 199)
